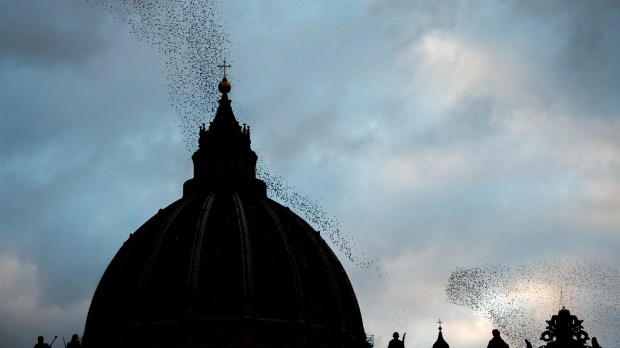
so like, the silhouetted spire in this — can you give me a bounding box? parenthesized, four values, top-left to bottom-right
(433, 320, 449, 348)
(197, 77, 246, 150)
(183, 65, 266, 196)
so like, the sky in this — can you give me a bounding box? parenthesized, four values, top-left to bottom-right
(1, 1, 620, 347)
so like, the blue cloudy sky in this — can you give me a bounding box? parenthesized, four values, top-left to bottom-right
(1, 1, 619, 347)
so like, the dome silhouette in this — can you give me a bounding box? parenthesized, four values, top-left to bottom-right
(83, 78, 368, 347)
(432, 325, 449, 348)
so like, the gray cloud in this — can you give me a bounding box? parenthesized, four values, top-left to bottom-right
(0, 1, 115, 67)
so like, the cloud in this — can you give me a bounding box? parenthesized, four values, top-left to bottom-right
(0, 253, 91, 347)
(0, 1, 115, 67)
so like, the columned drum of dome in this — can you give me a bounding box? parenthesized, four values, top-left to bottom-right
(83, 78, 368, 347)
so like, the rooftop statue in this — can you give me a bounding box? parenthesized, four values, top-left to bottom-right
(488, 329, 509, 348)
(34, 335, 56, 348)
(388, 332, 405, 348)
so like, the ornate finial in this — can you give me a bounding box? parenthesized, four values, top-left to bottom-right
(438, 319, 443, 331)
(217, 60, 232, 94)
(218, 59, 232, 79)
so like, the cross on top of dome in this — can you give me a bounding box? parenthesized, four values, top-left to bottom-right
(218, 59, 231, 78)
(433, 318, 450, 348)
(217, 60, 232, 94)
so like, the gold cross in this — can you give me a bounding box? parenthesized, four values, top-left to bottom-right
(218, 60, 232, 78)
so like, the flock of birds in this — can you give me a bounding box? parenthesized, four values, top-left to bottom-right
(85, 0, 231, 152)
(257, 163, 381, 271)
(85, 0, 379, 271)
(445, 261, 620, 347)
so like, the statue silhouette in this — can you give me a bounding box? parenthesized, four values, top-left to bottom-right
(66, 334, 81, 348)
(388, 332, 405, 348)
(34, 336, 51, 348)
(487, 329, 509, 348)
(525, 339, 532, 348)
(591, 337, 602, 348)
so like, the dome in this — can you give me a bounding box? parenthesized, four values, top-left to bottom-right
(83, 78, 368, 347)
(432, 331, 449, 348)
(432, 324, 449, 348)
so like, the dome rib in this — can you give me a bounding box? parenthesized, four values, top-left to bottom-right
(303, 218, 346, 327)
(139, 198, 193, 296)
(260, 198, 305, 313)
(186, 193, 215, 309)
(232, 193, 253, 306)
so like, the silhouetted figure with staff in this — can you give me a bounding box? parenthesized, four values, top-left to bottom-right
(34, 336, 55, 348)
(66, 334, 81, 348)
(388, 332, 405, 348)
(487, 329, 509, 348)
